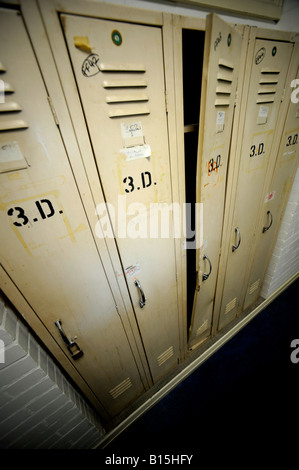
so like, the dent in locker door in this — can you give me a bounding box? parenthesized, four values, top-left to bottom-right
(61, 15, 181, 382)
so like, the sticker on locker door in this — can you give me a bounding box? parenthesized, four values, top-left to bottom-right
(257, 105, 269, 125)
(121, 121, 143, 140)
(120, 144, 151, 161)
(216, 111, 225, 132)
(0, 141, 28, 173)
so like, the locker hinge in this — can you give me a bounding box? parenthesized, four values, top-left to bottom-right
(115, 304, 120, 317)
(195, 270, 200, 292)
(47, 96, 59, 126)
(234, 88, 238, 107)
(164, 91, 168, 114)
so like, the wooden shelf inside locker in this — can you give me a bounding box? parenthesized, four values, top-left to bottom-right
(184, 123, 199, 133)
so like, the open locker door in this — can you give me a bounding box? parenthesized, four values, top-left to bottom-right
(61, 14, 181, 382)
(188, 14, 242, 348)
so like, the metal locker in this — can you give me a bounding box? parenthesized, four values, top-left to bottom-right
(243, 57, 299, 310)
(0, 8, 147, 419)
(216, 35, 294, 331)
(188, 14, 243, 348)
(60, 14, 181, 382)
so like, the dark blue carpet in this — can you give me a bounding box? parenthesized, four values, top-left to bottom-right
(103, 279, 299, 464)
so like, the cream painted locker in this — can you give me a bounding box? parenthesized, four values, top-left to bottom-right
(216, 36, 294, 331)
(188, 14, 243, 348)
(243, 58, 299, 310)
(0, 8, 148, 419)
(60, 14, 181, 382)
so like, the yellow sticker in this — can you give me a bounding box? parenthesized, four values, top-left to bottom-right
(73, 36, 92, 53)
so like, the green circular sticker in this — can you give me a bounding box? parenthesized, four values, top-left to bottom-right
(112, 30, 122, 46)
(272, 46, 277, 56)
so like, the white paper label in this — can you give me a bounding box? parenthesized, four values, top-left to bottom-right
(120, 144, 151, 161)
(0, 142, 23, 163)
(125, 263, 141, 278)
(259, 106, 269, 118)
(216, 111, 225, 125)
(121, 121, 143, 140)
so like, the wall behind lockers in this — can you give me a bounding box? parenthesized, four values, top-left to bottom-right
(0, 292, 105, 449)
(261, 166, 299, 298)
(97, 0, 299, 298)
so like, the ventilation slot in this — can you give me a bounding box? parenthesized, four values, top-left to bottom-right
(0, 102, 22, 113)
(217, 71, 232, 82)
(249, 279, 260, 295)
(103, 63, 150, 118)
(106, 93, 148, 104)
(196, 319, 208, 337)
(216, 59, 233, 107)
(215, 98, 230, 106)
(218, 58, 234, 70)
(3, 82, 15, 93)
(0, 61, 28, 131)
(258, 87, 276, 95)
(259, 78, 278, 85)
(216, 85, 232, 95)
(261, 68, 280, 74)
(103, 79, 147, 88)
(257, 70, 280, 104)
(256, 96, 275, 104)
(0, 61, 6, 73)
(99, 63, 145, 73)
(108, 106, 150, 118)
(109, 377, 133, 400)
(225, 297, 237, 315)
(0, 120, 28, 131)
(157, 346, 174, 367)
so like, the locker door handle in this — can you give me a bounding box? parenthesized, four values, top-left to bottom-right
(55, 320, 83, 360)
(262, 210, 273, 233)
(202, 255, 212, 281)
(134, 279, 146, 308)
(232, 227, 241, 252)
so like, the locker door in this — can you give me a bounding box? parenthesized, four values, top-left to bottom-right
(188, 14, 242, 348)
(243, 62, 299, 310)
(61, 15, 180, 381)
(217, 38, 293, 331)
(0, 8, 146, 418)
